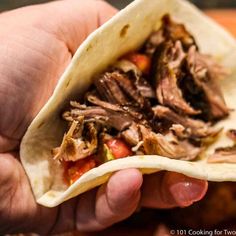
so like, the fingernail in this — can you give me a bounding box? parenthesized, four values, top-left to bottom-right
(166, 173, 208, 207)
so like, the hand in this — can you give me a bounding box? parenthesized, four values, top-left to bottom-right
(0, 0, 208, 234)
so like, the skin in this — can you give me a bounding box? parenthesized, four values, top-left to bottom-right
(0, 0, 208, 234)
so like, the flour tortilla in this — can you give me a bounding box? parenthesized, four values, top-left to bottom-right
(20, 0, 236, 207)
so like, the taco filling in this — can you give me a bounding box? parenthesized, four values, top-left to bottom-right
(52, 14, 230, 185)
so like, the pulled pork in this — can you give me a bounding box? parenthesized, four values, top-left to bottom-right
(184, 46, 229, 120)
(143, 14, 196, 55)
(208, 146, 236, 163)
(139, 125, 201, 161)
(53, 14, 229, 173)
(53, 119, 99, 162)
(208, 129, 236, 163)
(152, 40, 199, 115)
(153, 105, 220, 140)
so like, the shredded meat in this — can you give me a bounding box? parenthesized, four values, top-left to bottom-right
(143, 13, 196, 55)
(52, 120, 98, 162)
(53, 14, 229, 166)
(113, 59, 141, 78)
(135, 77, 156, 99)
(87, 93, 124, 112)
(63, 103, 133, 131)
(162, 14, 196, 50)
(140, 125, 201, 161)
(111, 71, 151, 110)
(208, 146, 236, 163)
(153, 105, 219, 139)
(95, 71, 153, 118)
(94, 72, 127, 105)
(144, 29, 164, 55)
(121, 123, 141, 146)
(114, 59, 156, 99)
(153, 41, 199, 115)
(170, 124, 188, 139)
(185, 46, 229, 120)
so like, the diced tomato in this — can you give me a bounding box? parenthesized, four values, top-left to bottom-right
(65, 156, 96, 185)
(64, 140, 132, 185)
(62, 161, 70, 185)
(105, 138, 133, 159)
(124, 53, 151, 74)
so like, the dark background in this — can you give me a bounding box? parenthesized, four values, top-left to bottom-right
(0, 0, 236, 11)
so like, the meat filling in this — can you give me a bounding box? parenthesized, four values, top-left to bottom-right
(52, 14, 230, 184)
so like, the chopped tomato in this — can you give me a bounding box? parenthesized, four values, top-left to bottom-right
(105, 138, 133, 159)
(65, 156, 96, 185)
(63, 139, 132, 185)
(62, 161, 70, 184)
(124, 53, 151, 74)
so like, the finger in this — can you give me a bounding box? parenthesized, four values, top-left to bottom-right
(0, 135, 19, 153)
(76, 169, 142, 231)
(141, 172, 208, 209)
(96, 168, 142, 225)
(46, 198, 78, 235)
(163, 172, 208, 207)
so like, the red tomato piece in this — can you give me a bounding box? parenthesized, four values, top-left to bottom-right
(105, 138, 133, 159)
(66, 156, 96, 185)
(124, 53, 151, 74)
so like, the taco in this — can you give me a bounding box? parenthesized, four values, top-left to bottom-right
(20, 0, 236, 207)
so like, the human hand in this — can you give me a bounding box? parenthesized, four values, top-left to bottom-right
(0, 0, 207, 234)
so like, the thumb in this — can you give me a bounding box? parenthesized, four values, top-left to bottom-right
(141, 172, 208, 209)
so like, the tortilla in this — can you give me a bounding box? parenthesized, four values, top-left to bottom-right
(20, 0, 236, 207)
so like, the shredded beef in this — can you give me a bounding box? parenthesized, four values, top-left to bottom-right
(135, 77, 156, 99)
(170, 124, 188, 139)
(53, 14, 229, 165)
(113, 59, 141, 79)
(63, 103, 132, 131)
(95, 72, 153, 116)
(53, 120, 99, 162)
(114, 59, 156, 99)
(121, 123, 141, 146)
(143, 14, 196, 55)
(162, 14, 196, 50)
(208, 146, 236, 163)
(143, 29, 165, 55)
(152, 41, 199, 115)
(94, 72, 128, 105)
(184, 46, 229, 120)
(153, 105, 219, 140)
(111, 72, 150, 110)
(140, 125, 201, 161)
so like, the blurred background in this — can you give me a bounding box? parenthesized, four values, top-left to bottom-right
(0, 0, 236, 11)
